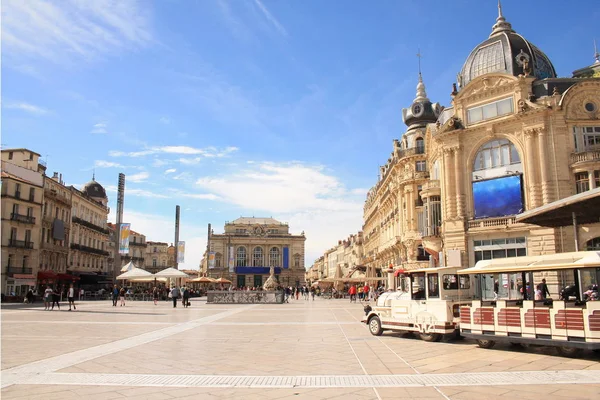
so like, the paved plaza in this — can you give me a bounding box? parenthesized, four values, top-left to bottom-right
(2, 297, 600, 400)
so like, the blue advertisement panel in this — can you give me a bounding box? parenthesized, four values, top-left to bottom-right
(282, 247, 289, 269)
(235, 267, 282, 274)
(473, 174, 523, 219)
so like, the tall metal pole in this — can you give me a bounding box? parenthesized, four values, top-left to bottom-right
(115, 173, 125, 281)
(174, 205, 180, 269)
(206, 223, 211, 276)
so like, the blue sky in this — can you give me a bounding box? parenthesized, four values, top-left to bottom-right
(2, 0, 599, 269)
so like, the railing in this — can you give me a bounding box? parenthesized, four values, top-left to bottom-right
(397, 146, 425, 159)
(7, 239, 34, 249)
(570, 150, 600, 164)
(45, 189, 72, 205)
(70, 243, 109, 256)
(11, 213, 36, 224)
(42, 241, 69, 253)
(132, 257, 145, 263)
(129, 241, 147, 247)
(421, 226, 441, 237)
(72, 216, 109, 235)
(6, 266, 33, 275)
(468, 216, 517, 229)
(423, 180, 440, 190)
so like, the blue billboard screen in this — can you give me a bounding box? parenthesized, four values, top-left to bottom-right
(472, 175, 523, 219)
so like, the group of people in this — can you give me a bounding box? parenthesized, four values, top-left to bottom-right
(283, 285, 316, 302)
(348, 284, 377, 302)
(110, 285, 193, 308)
(42, 284, 77, 311)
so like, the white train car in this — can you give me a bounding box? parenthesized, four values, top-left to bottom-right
(363, 266, 474, 341)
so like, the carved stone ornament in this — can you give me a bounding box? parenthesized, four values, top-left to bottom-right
(565, 89, 600, 120)
(515, 49, 531, 77)
(463, 76, 512, 98)
(517, 99, 529, 113)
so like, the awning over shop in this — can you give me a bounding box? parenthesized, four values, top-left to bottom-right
(394, 269, 406, 277)
(13, 274, 35, 280)
(515, 187, 600, 227)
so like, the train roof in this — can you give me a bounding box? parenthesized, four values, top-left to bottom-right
(457, 251, 600, 274)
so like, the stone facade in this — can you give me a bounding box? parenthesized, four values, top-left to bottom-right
(69, 183, 110, 276)
(202, 217, 306, 288)
(107, 223, 147, 270)
(41, 173, 72, 275)
(145, 241, 170, 274)
(1, 150, 45, 295)
(361, 6, 600, 285)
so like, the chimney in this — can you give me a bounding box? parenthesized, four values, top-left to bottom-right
(59, 173, 62, 184)
(52, 172, 58, 179)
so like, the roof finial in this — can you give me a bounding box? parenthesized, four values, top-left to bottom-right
(490, 0, 514, 37)
(92, 169, 95, 180)
(594, 39, 600, 64)
(414, 49, 429, 103)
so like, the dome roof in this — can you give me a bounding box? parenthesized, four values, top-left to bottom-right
(402, 74, 442, 129)
(457, 2, 556, 89)
(82, 179, 107, 199)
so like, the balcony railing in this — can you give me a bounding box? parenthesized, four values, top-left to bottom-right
(72, 216, 109, 235)
(6, 239, 34, 249)
(45, 188, 72, 205)
(5, 266, 33, 275)
(397, 146, 425, 159)
(11, 213, 36, 224)
(421, 226, 441, 237)
(570, 149, 600, 164)
(129, 241, 147, 247)
(42, 241, 69, 253)
(468, 216, 517, 229)
(70, 243, 109, 256)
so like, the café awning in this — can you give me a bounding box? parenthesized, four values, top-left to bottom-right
(515, 187, 600, 227)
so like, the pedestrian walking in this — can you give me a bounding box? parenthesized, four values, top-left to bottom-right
(295, 287, 300, 300)
(153, 287, 159, 306)
(43, 286, 52, 310)
(349, 285, 357, 302)
(363, 284, 370, 302)
(171, 286, 180, 308)
(310, 287, 316, 301)
(119, 286, 126, 306)
(112, 285, 119, 306)
(51, 287, 61, 310)
(284, 286, 291, 303)
(183, 287, 190, 308)
(67, 284, 76, 311)
(25, 289, 34, 304)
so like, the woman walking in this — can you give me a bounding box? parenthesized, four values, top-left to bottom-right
(51, 287, 61, 310)
(119, 286, 126, 306)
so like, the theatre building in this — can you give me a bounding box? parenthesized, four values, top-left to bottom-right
(204, 217, 306, 288)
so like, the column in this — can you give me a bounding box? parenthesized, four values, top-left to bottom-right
(589, 170, 596, 190)
(454, 147, 464, 218)
(524, 129, 539, 209)
(443, 148, 455, 218)
(537, 128, 551, 204)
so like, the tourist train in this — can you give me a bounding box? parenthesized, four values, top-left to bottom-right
(363, 251, 600, 357)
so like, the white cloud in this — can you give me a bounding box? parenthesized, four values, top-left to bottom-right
(159, 117, 170, 124)
(252, 0, 288, 36)
(194, 161, 364, 263)
(107, 209, 206, 269)
(152, 159, 169, 167)
(180, 193, 220, 201)
(164, 168, 177, 175)
(127, 171, 150, 183)
(2, 0, 152, 64)
(3, 101, 50, 115)
(91, 122, 108, 134)
(105, 185, 169, 199)
(94, 160, 144, 169)
(178, 157, 202, 165)
(108, 145, 239, 159)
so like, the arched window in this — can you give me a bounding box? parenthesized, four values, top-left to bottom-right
(472, 139, 520, 174)
(253, 247, 264, 266)
(236, 247, 246, 267)
(215, 252, 222, 267)
(269, 247, 280, 267)
(586, 237, 600, 250)
(416, 137, 424, 152)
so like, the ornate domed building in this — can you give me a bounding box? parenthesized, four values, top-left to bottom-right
(81, 176, 108, 207)
(360, 1, 600, 291)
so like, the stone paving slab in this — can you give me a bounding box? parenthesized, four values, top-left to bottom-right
(2, 297, 600, 399)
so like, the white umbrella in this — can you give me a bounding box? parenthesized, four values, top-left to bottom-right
(154, 267, 189, 278)
(129, 276, 168, 282)
(116, 267, 153, 280)
(120, 261, 136, 272)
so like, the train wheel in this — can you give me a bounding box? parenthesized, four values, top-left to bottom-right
(419, 332, 442, 342)
(476, 339, 496, 349)
(368, 316, 383, 336)
(556, 346, 582, 358)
